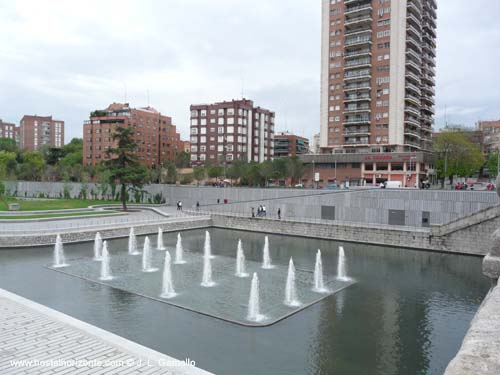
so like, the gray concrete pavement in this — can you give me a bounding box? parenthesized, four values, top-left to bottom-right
(0, 288, 213, 375)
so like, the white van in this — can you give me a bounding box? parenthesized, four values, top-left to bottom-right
(385, 181, 402, 189)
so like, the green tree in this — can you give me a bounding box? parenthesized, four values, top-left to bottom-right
(434, 131, 485, 186)
(162, 160, 177, 184)
(207, 165, 224, 181)
(226, 160, 246, 183)
(175, 151, 191, 169)
(260, 160, 274, 187)
(193, 167, 206, 183)
(0, 138, 17, 153)
(487, 152, 500, 179)
(105, 127, 149, 211)
(0, 150, 17, 178)
(17, 151, 46, 181)
(287, 156, 307, 186)
(272, 157, 289, 182)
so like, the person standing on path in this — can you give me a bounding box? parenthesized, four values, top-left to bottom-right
(278, 208, 281, 220)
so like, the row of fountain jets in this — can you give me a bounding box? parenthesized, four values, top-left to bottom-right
(53, 229, 350, 322)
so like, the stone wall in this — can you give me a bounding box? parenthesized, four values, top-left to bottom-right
(444, 278, 500, 375)
(0, 217, 212, 247)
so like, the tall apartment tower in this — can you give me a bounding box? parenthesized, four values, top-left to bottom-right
(320, 0, 437, 153)
(19, 115, 64, 150)
(189, 99, 275, 166)
(83, 103, 182, 168)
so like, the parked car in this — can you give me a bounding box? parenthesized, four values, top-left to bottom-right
(294, 183, 304, 188)
(469, 182, 488, 191)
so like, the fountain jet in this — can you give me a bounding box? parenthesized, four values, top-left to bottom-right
(174, 233, 186, 264)
(53, 234, 68, 268)
(93, 232, 103, 261)
(99, 241, 113, 280)
(157, 227, 166, 250)
(142, 237, 158, 272)
(204, 231, 215, 259)
(337, 246, 350, 281)
(284, 257, 301, 307)
(235, 239, 249, 278)
(262, 236, 274, 269)
(160, 251, 176, 299)
(313, 249, 328, 293)
(247, 273, 264, 322)
(128, 228, 140, 255)
(201, 248, 215, 287)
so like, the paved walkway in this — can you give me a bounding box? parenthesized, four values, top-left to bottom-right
(0, 289, 213, 375)
(0, 206, 190, 234)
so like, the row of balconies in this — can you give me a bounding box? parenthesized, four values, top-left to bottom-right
(345, 3, 372, 16)
(345, 93, 371, 102)
(344, 116, 370, 125)
(345, 105, 371, 113)
(345, 35, 372, 47)
(345, 81, 371, 91)
(345, 48, 371, 58)
(344, 58, 371, 68)
(344, 128, 370, 136)
(344, 14, 372, 28)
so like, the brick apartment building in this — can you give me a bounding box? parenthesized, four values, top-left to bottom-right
(19, 115, 64, 150)
(189, 99, 275, 166)
(477, 120, 500, 153)
(0, 119, 19, 145)
(320, 0, 437, 153)
(83, 103, 182, 168)
(274, 132, 309, 158)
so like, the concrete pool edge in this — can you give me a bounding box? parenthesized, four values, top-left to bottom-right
(0, 287, 214, 375)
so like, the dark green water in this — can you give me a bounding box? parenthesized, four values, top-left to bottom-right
(0, 228, 490, 375)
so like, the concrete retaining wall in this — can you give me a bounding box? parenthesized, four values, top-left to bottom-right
(0, 217, 212, 247)
(5, 181, 499, 227)
(211, 215, 432, 251)
(444, 278, 500, 375)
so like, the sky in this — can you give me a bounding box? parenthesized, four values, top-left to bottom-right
(0, 0, 499, 143)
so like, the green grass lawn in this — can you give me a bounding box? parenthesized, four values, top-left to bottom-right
(0, 211, 117, 220)
(0, 198, 121, 212)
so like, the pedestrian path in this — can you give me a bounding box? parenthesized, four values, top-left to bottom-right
(0, 288, 213, 375)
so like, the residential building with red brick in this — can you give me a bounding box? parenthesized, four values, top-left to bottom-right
(189, 99, 275, 166)
(83, 103, 182, 168)
(0, 119, 19, 146)
(320, 0, 437, 153)
(19, 115, 64, 150)
(274, 132, 309, 158)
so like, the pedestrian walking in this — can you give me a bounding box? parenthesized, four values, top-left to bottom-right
(278, 208, 281, 220)
(196, 201, 200, 211)
(179, 201, 183, 211)
(176, 201, 180, 210)
(251, 207, 255, 218)
(262, 205, 267, 217)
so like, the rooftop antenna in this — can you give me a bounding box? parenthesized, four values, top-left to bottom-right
(241, 77, 245, 99)
(444, 104, 448, 128)
(124, 83, 127, 103)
